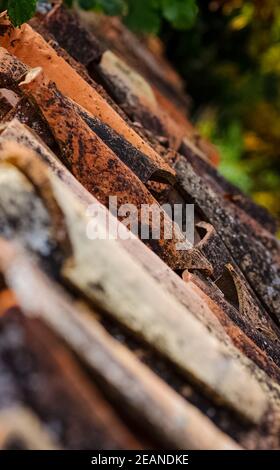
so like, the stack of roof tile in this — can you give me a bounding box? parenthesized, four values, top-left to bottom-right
(0, 1, 279, 450)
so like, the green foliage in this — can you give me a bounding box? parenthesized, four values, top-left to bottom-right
(198, 115, 252, 193)
(163, 0, 280, 223)
(1, 0, 198, 32)
(124, 0, 198, 33)
(125, 0, 161, 34)
(0, 0, 37, 26)
(162, 0, 198, 30)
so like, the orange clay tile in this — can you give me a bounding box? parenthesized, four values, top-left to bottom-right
(19, 68, 200, 270)
(41, 5, 217, 160)
(0, 19, 175, 181)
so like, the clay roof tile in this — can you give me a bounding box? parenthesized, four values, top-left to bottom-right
(0, 5, 280, 450)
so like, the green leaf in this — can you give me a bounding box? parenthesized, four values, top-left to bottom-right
(162, 0, 198, 30)
(7, 0, 37, 26)
(125, 0, 161, 34)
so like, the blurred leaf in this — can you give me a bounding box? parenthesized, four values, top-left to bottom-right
(162, 0, 198, 30)
(253, 191, 280, 220)
(229, 3, 254, 30)
(6, 0, 37, 26)
(243, 131, 268, 152)
(261, 44, 280, 75)
(125, 0, 161, 34)
(220, 162, 252, 193)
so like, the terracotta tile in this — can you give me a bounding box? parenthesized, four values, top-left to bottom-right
(0, 18, 175, 181)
